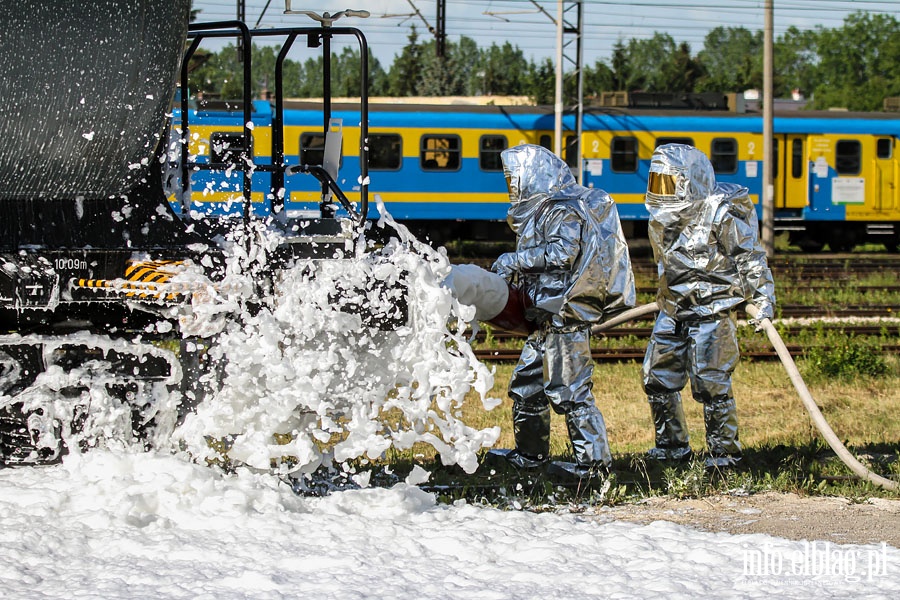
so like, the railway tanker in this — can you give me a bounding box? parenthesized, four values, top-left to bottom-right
(179, 100, 900, 252)
(0, 2, 391, 464)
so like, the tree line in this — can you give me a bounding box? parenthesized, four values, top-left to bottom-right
(188, 11, 900, 112)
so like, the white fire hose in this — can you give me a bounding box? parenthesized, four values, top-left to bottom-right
(595, 302, 898, 491)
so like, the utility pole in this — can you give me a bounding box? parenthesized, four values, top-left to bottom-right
(762, 0, 775, 256)
(236, 0, 246, 60)
(436, 0, 446, 57)
(571, 1, 584, 183)
(554, 1, 564, 158)
(484, 1, 582, 173)
(552, 1, 584, 181)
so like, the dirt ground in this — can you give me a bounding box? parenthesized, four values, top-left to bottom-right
(591, 492, 900, 547)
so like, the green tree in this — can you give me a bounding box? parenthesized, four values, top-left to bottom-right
(418, 47, 458, 96)
(526, 57, 556, 105)
(475, 41, 530, 96)
(610, 40, 631, 91)
(615, 33, 680, 92)
(253, 45, 278, 97)
(186, 42, 243, 99)
(386, 26, 424, 96)
(294, 55, 325, 97)
(696, 27, 763, 93)
(661, 42, 704, 92)
(807, 12, 900, 110)
(418, 38, 469, 96)
(331, 47, 360, 97)
(583, 60, 615, 99)
(455, 36, 484, 96)
(774, 26, 819, 99)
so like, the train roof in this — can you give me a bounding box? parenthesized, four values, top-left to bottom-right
(183, 99, 900, 136)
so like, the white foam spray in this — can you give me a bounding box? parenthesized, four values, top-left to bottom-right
(173, 198, 501, 478)
(2, 200, 501, 480)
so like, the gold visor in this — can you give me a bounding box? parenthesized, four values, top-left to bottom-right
(648, 171, 677, 196)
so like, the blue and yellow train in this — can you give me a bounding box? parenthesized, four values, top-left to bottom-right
(173, 100, 900, 252)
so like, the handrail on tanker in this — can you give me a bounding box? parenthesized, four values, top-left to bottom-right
(179, 21, 369, 229)
(181, 21, 253, 239)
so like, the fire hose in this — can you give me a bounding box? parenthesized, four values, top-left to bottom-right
(595, 302, 899, 492)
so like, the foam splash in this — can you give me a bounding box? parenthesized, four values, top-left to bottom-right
(173, 199, 500, 476)
(2, 201, 500, 478)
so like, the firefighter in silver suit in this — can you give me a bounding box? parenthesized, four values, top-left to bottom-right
(489, 144, 635, 478)
(642, 143, 776, 468)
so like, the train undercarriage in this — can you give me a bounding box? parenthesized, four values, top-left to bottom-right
(782, 221, 900, 253)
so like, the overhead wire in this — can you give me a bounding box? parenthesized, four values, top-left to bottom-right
(189, 1, 899, 65)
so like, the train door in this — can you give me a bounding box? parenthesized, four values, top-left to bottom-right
(873, 136, 896, 212)
(774, 134, 808, 209)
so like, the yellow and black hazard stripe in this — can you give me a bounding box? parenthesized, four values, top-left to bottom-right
(73, 260, 187, 303)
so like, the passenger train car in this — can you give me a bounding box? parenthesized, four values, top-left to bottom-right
(173, 100, 900, 252)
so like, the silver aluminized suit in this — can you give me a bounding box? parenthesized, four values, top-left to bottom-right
(642, 143, 776, 467)
(491, 144, 635, 472)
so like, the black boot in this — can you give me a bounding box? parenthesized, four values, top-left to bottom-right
(483, 448, 547, 471)
(546, 460, 611, 483)
(647, 392, 691, 461)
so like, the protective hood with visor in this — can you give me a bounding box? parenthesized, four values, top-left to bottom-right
(645, 143, 715, 211)
(502, 144, 577, 234)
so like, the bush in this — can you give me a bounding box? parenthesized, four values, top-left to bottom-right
(803, 337, 888, 380)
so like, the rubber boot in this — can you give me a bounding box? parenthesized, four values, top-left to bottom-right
(512, 400, 551, 462)
(647, 392, 692, 461)
(563, 405, 612, 469)
(703, 396, 742, 468)
(483, 448, 546, 471)
(483, 400, 551, 471)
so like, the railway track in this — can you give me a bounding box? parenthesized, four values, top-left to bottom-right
(476, 321, 900, 343)
(474, 344, 900, 363)
(632, 285, 900, 294)
(456, 254, 900, 276)
(456, 252, 899, 362)
(470, 316, 900, 363)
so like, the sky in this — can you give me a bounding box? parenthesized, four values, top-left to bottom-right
(189, 0, 900, 68)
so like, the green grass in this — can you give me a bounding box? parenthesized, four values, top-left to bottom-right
(343, 243, 900, 507)
(366, 353, 900, 507)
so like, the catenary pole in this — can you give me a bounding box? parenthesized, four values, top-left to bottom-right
(762, 0, 775, 256)
(554, 0, 564, 157)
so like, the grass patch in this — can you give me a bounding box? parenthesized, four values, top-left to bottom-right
(368, 354, 900, 507)
(322, 257, 900, 507)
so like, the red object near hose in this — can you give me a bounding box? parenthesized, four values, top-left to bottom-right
(487, 284, 536, 336)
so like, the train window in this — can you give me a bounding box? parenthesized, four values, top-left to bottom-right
(836, 140, 862, 175)
(791, 139, 804, 179)
(564, 135, 578, 168)
(479, 135, 507, 171)
(655, 137, 693, 148)
(877, 138, 892, 159)
(534, 134, 577, 167)
(300, 132, 326, 166)
(710, 138, 738, 174)
(210, 132, 252, 165)
(369, 133, 402, 170)
(611, 137, 638, 172)
(420, 134, 461, 171)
